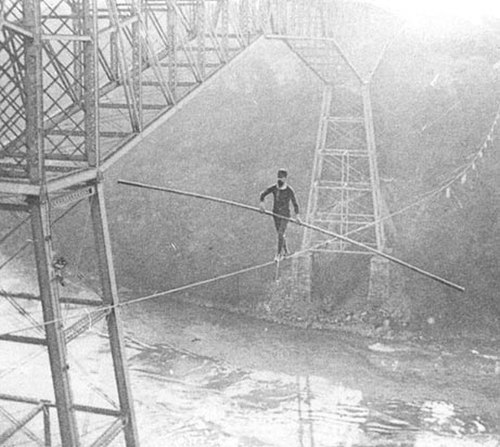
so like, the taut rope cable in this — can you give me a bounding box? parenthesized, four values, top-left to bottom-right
(117, 179, 464, 292)
(0, 224, 388, 339)
(0, 176, 447, 323)
(0, 180, 465, 339)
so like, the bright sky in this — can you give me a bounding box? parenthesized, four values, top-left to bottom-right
(373, 0, 500, 22)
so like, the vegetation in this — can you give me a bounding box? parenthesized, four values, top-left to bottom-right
(370, 21, 500, 336)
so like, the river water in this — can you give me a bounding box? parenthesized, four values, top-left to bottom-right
(1, 270, 499, 447)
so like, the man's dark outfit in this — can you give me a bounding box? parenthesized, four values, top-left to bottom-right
(260, 184, 299, 257)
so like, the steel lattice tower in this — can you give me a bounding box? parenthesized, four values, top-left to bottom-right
(268, 0, 400, 301)
(0, 0, 264, 445)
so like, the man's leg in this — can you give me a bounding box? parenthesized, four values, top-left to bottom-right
(277, 218, 289, 258)
(273, 217, 282, 259)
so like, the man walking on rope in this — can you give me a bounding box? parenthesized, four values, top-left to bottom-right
(259, 169, 301, 261)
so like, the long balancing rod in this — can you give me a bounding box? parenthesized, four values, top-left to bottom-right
(118, 179, 465, 292)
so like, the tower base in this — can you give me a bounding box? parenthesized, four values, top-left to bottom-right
(368, 256, 390, 303)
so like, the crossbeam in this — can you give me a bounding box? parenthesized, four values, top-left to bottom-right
(0, 403, 44, 445)
(0, 334, 47, 345)
(0, 291, 102, 307)
(89, 418, 124, 447)
(0, 0, 264, 188)
(0, 393, 121, 417)
(266, 34, 363, 82)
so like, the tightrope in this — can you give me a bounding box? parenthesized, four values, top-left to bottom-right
(0, 243, 308, 338)
(118, 179, 464, 292)
(0, 181, 465, 339)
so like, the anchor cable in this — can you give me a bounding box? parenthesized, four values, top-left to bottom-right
(117, 179, 464, 292)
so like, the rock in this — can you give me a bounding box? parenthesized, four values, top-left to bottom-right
(369, 342, 396, 353)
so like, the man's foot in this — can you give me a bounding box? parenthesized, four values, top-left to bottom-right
(274, 253, 284, 262)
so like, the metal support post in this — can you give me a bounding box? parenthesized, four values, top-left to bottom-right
(240, 0, 249, 45)
(109, 1, 119, 82)
(24, 0, 43, 183)
(132, 0, 144, 131)
(29, 194, 80, 447)
(106, 0, 142, 131)
(196, 0, 206, 79)
(84, 0, 99, 167)
(220, 0, 229, 60)
(361, 82, 385, 251)
(110, 30, 119, 81)
(43, 404, 51, 447)
(23, 2, 80, 442)
(293, 85, 332, 302)
(89, 181, 140, 447)
(302, 84, 331, 249)
(72, 2, 84, 103)
(167, 1, 177, 99)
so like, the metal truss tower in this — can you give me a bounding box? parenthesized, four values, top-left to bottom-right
(268, 0, 400, 301)
(0, 0, 264, 445)
(301, 73, 385, 255)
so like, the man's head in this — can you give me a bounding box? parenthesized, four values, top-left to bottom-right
(277, 169, 288, 187)
(277, 169, 288, 179)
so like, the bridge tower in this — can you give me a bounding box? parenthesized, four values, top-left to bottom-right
(268, 0, 399, 303)
(0, 0, 262, 445)
(0, 0, 139, 445)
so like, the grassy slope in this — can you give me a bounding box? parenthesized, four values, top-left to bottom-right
(370, 21, 500, 335)
(99, 38, 321, 307)
(2, 23, 500, 335)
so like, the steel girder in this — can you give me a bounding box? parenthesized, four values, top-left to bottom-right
(0, 393, 125, 447)
(0, 182, 141, 447)
(0, 2, 267, 446)
(0, 0, 266, 189)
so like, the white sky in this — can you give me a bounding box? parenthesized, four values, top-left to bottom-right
(372, 0, 500, 22)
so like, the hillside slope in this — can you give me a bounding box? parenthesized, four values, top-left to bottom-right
(369, 20, 500, 336)
(62, 38, 322, 309)
(2, 23, 500, 336)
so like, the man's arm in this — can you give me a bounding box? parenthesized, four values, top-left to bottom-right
(260, 185, 274, 202)
(290, 188, 299, 214)
(259, 185, 274, 212)
(289, 187, 301, 222)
